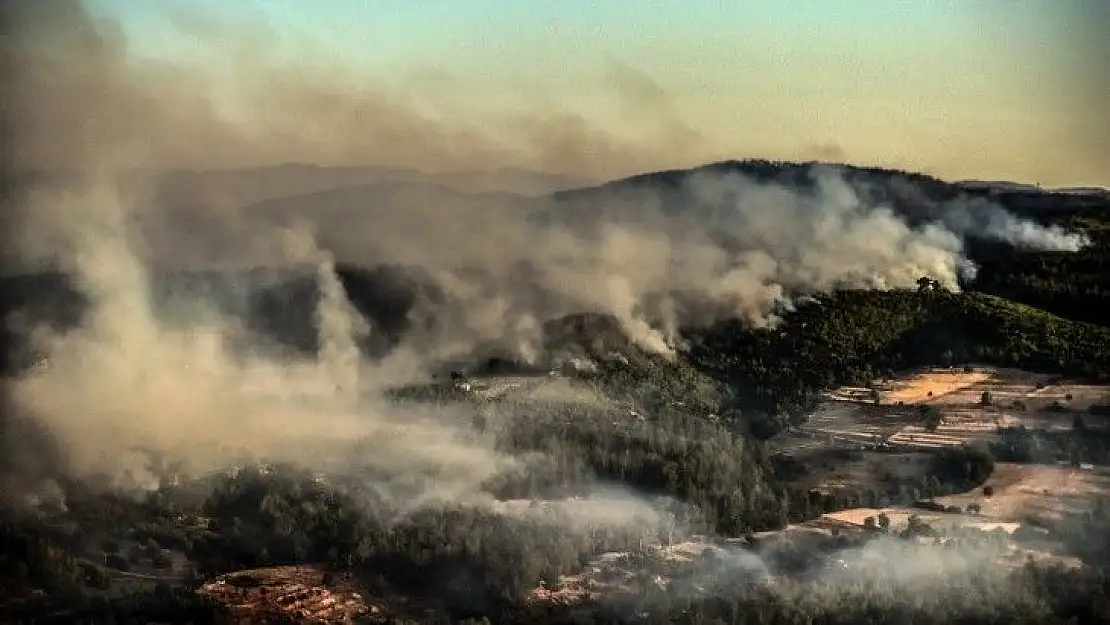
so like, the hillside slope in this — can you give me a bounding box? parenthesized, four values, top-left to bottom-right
(684, 289, 1110, 436)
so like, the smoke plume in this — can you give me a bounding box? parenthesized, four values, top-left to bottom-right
(937, 196, 1091, 251)
(2, 0, 1090, 482)
(230, 164, 1084, 361)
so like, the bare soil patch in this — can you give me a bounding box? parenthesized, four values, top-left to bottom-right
(881, 369, 992, 405)
(933, 462, 1110, 523)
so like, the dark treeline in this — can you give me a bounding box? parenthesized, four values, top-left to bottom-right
(968, 242, 1110, 328)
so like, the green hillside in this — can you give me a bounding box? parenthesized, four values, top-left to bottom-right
(683, 289, 1110, 436)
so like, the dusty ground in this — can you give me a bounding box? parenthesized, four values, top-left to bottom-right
(909, 367, 1055, 406)
(755, 505, 1086, 572)
(818, 504, 1086, 570)
(881, 369, 994, 405)
(787, 462, 1107, 570)
(822, 507, 964, 530)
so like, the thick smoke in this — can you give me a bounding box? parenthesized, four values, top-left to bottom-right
(0, 1, 706, 181)
(937, 195, 1091, 251)
(235, 165, 1085, 361)
(2, 0, 1089, 478)
(5, 182, 481, 489)
(0, 2, 1096, 614)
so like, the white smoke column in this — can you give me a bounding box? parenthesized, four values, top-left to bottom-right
(10, 180, 242, 477)
(5, 181, 514, 500)
(680, 169, 967, 309)
(591, 225, 677, 356)
(275, 225, 370, 396)
(978, 207, 1091, 251)
(317, 258, 366, 395)
(598, 165, 1087, 339)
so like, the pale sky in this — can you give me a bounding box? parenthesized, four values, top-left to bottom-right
(70, 1, 1110, 186)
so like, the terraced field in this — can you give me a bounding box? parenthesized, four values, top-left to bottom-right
(774, 366, 1110, 455)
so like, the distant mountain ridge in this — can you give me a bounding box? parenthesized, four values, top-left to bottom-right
(957, 180, 1110, 197)
(552, 159, 1108, 223)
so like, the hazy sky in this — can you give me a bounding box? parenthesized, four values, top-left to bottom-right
(55, 1, 1110, 185)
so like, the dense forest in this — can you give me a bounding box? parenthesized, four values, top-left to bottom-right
(3, 162, 1110, 624)
(4, 452, 1110, 624)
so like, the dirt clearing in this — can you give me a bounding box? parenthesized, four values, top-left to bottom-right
(934, 462, 1110, 523)
(882, 369, 992, 405)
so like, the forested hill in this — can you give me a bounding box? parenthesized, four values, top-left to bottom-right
(680, 289, 1110, 437)
(552, 159, 1110, 328)
(556, 159, 1108, 218)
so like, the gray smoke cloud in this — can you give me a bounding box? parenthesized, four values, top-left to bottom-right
(937, 196, 1091, 251)
(0, 176, 674, 538)
(2, 1, 1089, 364)
(213, 164, 1083, 363)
